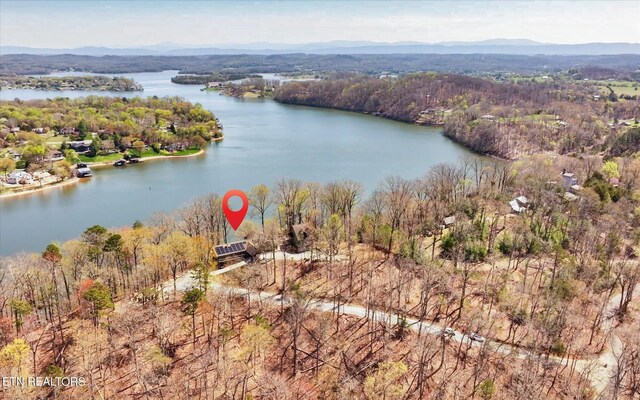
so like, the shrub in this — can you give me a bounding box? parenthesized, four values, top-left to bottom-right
(440, 232, 457, 257)
(464, 241, 487, 262)
(498, 234, 513, 255)
(44, 364, 64, 377)
(550, 340, 567, 356)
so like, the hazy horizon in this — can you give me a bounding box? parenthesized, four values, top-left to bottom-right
(3, 38, 640, 51)
(1, 0, 639, 48)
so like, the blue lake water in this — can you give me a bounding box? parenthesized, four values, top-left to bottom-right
(0, 70, 473, 255)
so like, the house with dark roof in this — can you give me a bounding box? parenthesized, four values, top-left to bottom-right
(47, 150, 65, 162)
(290, 223, 313, 253)
(214, 240, 257, 266)
(59, 127, 78, 135)
(67, 141, 90, 154)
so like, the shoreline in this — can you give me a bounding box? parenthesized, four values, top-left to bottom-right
(88, 148, 206, 169)
(0, 146, 213, 199)
(0, 177, 81, 199)
(273, 100, 513, 161)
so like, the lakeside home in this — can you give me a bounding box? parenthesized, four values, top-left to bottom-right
(6, 170, 33, 184)
(67, 141, 91, 154)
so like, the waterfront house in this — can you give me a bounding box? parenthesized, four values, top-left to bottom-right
(47, 150, 65, 162)
(6, 170, 33, 184)
(101, 140, 117, 154)
(166, 141, 189, 152)
(68, 141, 90, 154)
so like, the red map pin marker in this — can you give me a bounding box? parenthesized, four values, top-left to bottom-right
(222, 189, 249, 231)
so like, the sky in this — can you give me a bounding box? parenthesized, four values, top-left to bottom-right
(1, 0, 639, 48)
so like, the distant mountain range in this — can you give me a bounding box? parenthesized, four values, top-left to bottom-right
(2, 39, 639, 56)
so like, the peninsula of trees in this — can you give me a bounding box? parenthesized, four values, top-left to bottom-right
(171, 72, 262, 84)
(0, 75, 142, 91)
(0, 96, 222, 188)
(274, 73, 640, 159)
(0, 151, 638, 399)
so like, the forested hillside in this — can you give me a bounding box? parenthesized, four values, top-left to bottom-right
(2, 53, 639, 76)
(0, 152, 638, 399)
(274, 73, 640, 159)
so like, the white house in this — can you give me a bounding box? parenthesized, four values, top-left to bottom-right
(515, 196, 528, 206)
(509, 200, 525, 213)
(6, 170, 33, 184)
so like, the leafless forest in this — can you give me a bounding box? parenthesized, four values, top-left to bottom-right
(1, 151, 639, 399)
(274, 73, 640, 159)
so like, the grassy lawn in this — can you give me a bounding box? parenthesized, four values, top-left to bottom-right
(78, 148, 202, 162)
(78, 153, 123, 163)
(139, 148, 202, 158)
(45, 135, 71, 143)
(172, 148, 202, 156)
(593, 80, 640, 97)
(609, 85, 639, 96)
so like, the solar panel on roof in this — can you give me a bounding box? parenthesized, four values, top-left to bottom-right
(215, 241, 248, 257)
